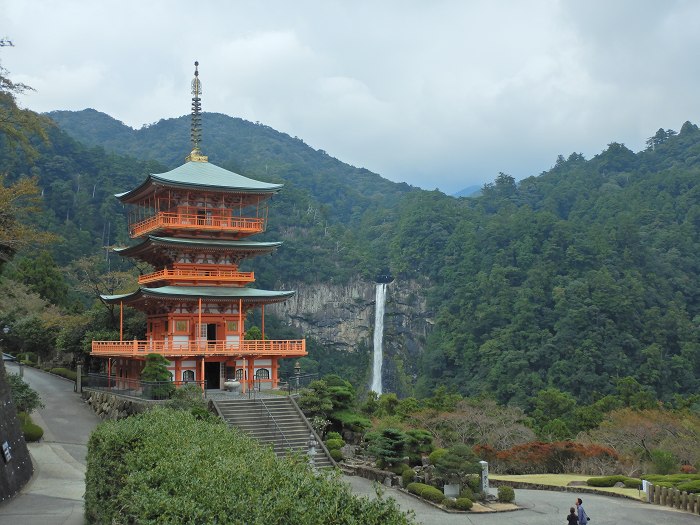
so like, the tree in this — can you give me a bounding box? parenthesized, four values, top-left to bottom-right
(366, 428, 408, 468)
(0, 176, 53, 265)
(0, 55, 52, 160)
(434, 444, 481, 484)
(140, 353, 174, 399)
(297, 379, 333, 419)
(7, 373, 44, 413)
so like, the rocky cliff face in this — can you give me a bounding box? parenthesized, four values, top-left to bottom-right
(269, 277, 434, 396)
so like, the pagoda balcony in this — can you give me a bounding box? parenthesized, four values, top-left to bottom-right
(138, 268, 255, 285)
(91, 339, 306, 358)
(130, 212, 265, 238)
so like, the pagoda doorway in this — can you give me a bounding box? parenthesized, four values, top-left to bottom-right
(206, 323, 217, 343)
(204, 362, 221, 389)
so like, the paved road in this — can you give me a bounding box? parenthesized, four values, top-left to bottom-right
(1, 363, 698, 525)
(345, 474, 700, 525)
(0, 362, 100, 525)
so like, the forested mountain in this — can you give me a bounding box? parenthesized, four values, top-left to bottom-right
(5, 104, 700, 409)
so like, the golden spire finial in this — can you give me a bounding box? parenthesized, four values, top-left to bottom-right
(186, 60, 208, 162)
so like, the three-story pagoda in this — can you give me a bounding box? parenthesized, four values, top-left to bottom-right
(91, 62, 305, 391)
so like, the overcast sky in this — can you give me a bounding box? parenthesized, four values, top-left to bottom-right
(3, 1, 700, 194)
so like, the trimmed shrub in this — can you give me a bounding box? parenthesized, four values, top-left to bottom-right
(402, 468, 416, 486)
(444, 497, 473, 510)
(326, 431, 343, 441)
(428, 448, 448, 465)
(329, 448, 344, 462)
(332, 410, 372, 432)
(497, 485, 515, 503)
(623, 478, 642, 488)
(406, 482, 445, 504)
(85, 408, 414, 524)
(676, 480, 700, 493)
(587, 475, 640, 487)
(325, 438, 345, 450)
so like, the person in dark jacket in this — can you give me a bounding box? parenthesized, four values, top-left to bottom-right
(566, 506, 578, 525)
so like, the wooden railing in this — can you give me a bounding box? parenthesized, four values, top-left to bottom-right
(138, 268, 255, 285)
(91, 339, 306, 358)
(129, 212, 265, 238)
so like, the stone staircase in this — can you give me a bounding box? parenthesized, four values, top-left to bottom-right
(212, 396, 336, 469)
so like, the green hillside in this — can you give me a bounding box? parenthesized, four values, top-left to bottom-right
(4, 99, 700, 407)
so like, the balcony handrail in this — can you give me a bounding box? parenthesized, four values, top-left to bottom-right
(138, 268, 255, 284)
(130, 212, 265, 237)
(91, 339, 306, 357)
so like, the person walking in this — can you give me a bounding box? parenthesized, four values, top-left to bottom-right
(576, 497, 590, 524)
(566, 506, 578, 525)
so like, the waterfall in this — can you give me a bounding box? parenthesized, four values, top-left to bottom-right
(371, 282, 388, 395)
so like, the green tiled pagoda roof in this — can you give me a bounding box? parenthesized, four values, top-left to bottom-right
(116, 161, 283, 202)
(101, 286, 295, 305)
(114, 236, 282, 257)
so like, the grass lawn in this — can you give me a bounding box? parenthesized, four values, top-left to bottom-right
(490, 473, 646, 500)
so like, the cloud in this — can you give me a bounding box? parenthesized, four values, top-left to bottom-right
(3, 0, 700, 193)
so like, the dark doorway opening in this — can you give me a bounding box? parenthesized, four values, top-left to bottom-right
(207, 323, 217, 342)
(204, 362, 220, 389)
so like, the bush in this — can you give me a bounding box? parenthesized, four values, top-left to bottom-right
(7, 373, 44, 414)
(428, 448, 447, 465)
(497, 485, 515, 503)
(402, 467, 416, 486)
(50, 367, 77, 381)
(326, 431, 343, 441)
(459, 486, 475, 500)
(325, 438, 345, 450)
(444, 497, 473, 510)
(85, 408, 415, 524)
(332, 410, 372, 432)
(329, 448, 344, 462)
(406, 482, 445, 504)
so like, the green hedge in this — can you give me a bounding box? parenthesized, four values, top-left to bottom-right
(587, 475, 641, 487)
(85, 408, 414, 524)
(330, 448, 344, 462)
(406, 482, 445, 504)
(50, 367, 77, 381)
(676, 480, 700, 493)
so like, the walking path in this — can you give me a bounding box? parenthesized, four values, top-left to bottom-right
(0, 362, 99, 525)
(2, 362, 698, 524)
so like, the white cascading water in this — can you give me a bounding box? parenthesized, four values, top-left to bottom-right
(371, 282, 388, 394)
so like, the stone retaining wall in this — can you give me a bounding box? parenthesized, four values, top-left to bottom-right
(81, 389, 154, 420)
(342, 463, 398, 486)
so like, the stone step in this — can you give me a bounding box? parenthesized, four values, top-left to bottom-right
(212, 397, 335, 469)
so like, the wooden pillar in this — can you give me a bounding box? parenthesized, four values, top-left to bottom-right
(200, 357, 205, 392)
(247, 357, 254, 393)
(261, 304, 265, 340)
(239, 299, 243, 340)
(198, 298, 202, 351)
(107, 358, 111, 388)
(271, 356, 278, 388)
(175, 358, 181, 384)
(119, 301, 123, 341)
